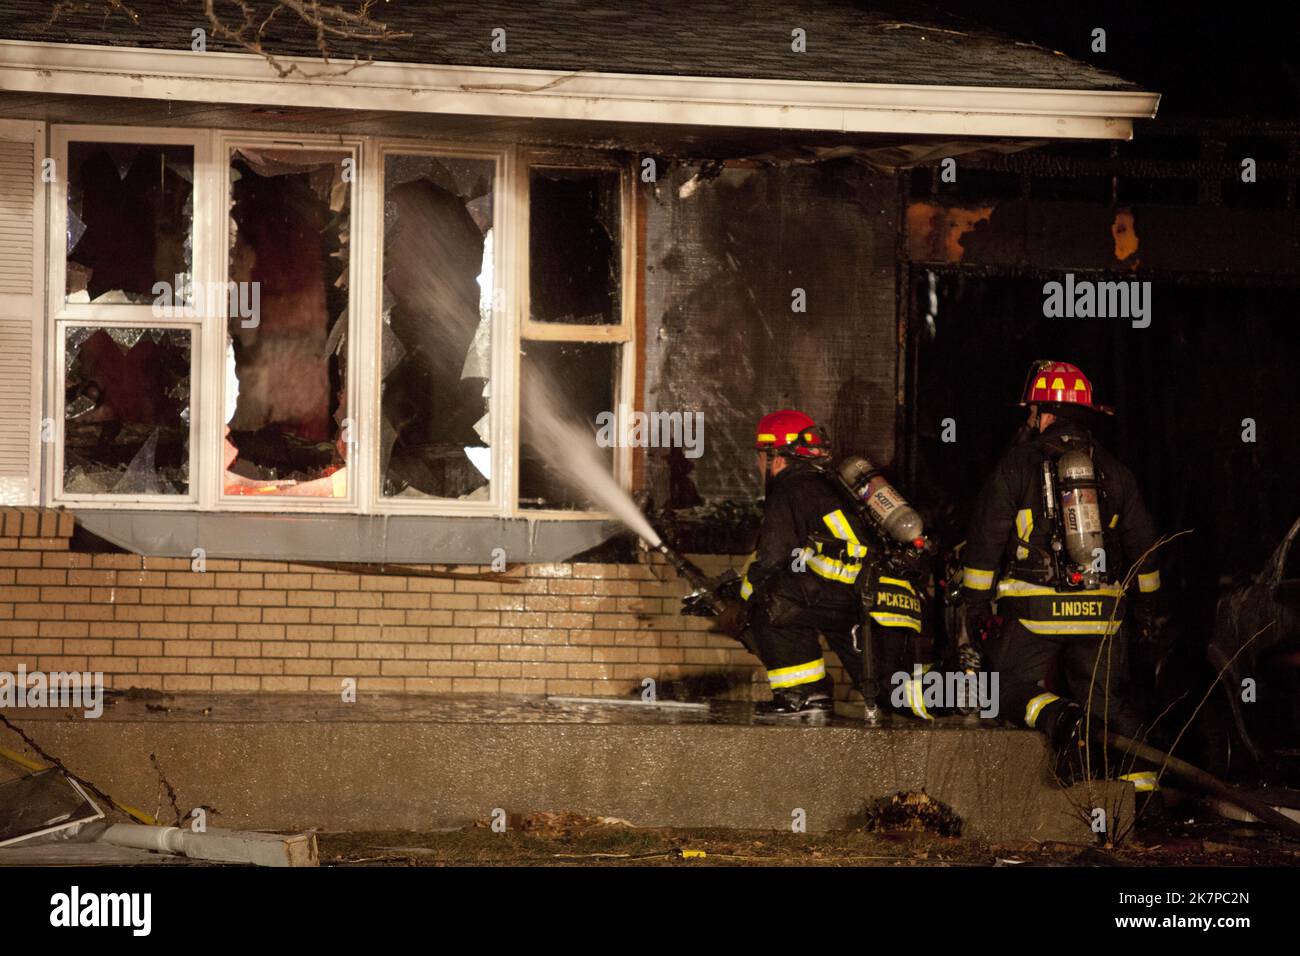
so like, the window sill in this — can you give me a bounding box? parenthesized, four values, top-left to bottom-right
(72, 508, 621, 564)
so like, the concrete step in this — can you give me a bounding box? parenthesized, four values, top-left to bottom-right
(0, 693, 1133, 844)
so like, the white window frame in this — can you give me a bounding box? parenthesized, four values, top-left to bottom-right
(44, 128, 638, 521)
(370, 139, 513, 517)
(212, 131, 364, 513)
(513, 151, 638, 519)
(47, 125, 209, 508)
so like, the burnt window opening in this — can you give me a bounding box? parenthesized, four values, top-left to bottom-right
(519, 341, 621, 510)
(65, 142, 193, 304)
(381, 154, 495, 500)
(529, 167, 621, 325)
(62, 327, 190, 495)
(225, 148, 351, 498)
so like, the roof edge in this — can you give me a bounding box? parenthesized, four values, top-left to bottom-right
(0, 40, 1160, 140)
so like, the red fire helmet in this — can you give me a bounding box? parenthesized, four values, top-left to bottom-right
(755, 409, 829, 458)
(1018, 360, 1112, 414)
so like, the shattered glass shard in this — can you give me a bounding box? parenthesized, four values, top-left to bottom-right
(103, 142, 140, 180)
(471, 412, 491, 445)
(381, 324, 408, 380)
(65, 141, 194, 303)
(62, 327, 191, 496)
(165, 158, 194, 184)
(112, 429, 165, 495)
(383, 198, 400, 245)
(66, 207, 87, 255)
(325, 307, 348, 358)
(461, 309, 491, 381)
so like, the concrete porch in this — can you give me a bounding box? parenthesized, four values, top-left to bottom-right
(0, 693, 1132, 844)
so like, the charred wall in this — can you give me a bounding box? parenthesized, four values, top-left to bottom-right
(641, 160, 899, 505)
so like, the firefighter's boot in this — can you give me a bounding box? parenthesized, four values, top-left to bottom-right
(755, 685, 833, 723)
(1038, 700, 1089, 784)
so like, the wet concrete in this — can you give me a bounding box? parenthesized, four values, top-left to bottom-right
(0, 842, 200, 866)
(0, 694, 1132, 843)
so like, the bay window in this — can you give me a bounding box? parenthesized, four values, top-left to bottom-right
(45, 125, 634, 519)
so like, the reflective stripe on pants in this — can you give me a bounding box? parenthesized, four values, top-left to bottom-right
(1024, 691, 1060, 728)
(1120, 771, 1159, 792)
(767, 657, 827, 689)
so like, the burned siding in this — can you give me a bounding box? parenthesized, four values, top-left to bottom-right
(642, 161, 899, 504)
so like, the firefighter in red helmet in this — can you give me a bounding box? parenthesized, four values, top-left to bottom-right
(737, 410, 928, 721)
(960, 361, 1162, 784)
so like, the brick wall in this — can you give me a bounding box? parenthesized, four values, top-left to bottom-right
(0, 508, 858, 700)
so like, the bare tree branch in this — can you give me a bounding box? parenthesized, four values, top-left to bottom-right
(49, 0, 412, 79)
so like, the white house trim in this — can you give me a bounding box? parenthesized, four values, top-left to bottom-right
(0, 40, 1160, 140)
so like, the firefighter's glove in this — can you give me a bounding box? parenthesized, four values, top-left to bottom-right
(711, 572, 743, 604)
(711, 599, 750, 638)
(680, 590, 716, 618)
(1130, 594, 1161, 645)
(963, 600, 998, 643)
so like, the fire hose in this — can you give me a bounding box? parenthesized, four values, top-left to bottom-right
(1103, 729, 1300, 839)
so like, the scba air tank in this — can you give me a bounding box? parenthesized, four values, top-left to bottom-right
(1056, 449, 1104, 568)
(836, 454, 925, 546)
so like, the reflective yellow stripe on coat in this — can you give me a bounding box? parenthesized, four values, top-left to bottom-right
(869, 611, 922, 632)
(806, 509, 866, 585)
(1020, 619, 1121, 636)
(1014, 509, 1033, 560)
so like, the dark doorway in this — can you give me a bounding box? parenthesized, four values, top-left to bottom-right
(908, 270, 1300, 634)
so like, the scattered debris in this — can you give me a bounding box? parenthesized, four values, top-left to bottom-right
(0, 770, 104, 848)
(0, 715, 158, 825)
(860, 790, 963, 837)
(104, 687, 171, 701)
(98, 823, 317, 867)
(1209, 514, 1300, 768)
(475, 811, 636, 838)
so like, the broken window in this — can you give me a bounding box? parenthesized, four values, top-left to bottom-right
(62, 327, 190, 495)
(381, 154, 495, 500)
(224, 147, 352, 498)
(519, 341, 621, 510)
(65, 142, 193, 305)
(528, 167, 621, 325)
